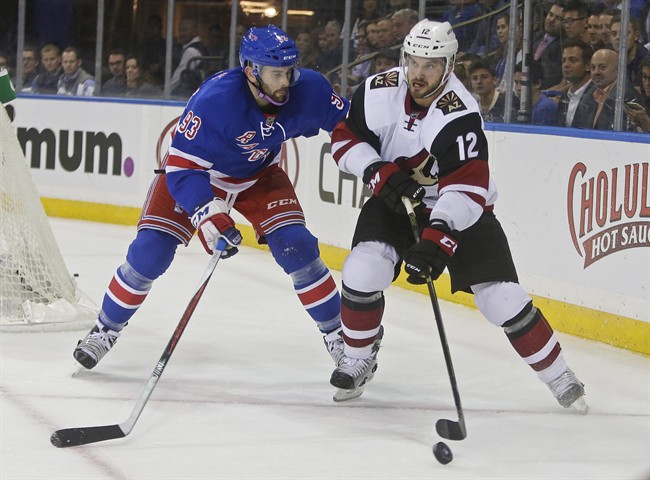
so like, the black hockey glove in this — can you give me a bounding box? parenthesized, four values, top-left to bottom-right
(404, 221, 458, 284)
(363, 161, 425, 213)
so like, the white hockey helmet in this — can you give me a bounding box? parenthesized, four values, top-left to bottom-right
(402, 20, 458, 89)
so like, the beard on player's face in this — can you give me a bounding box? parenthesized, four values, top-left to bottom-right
(406, 55, 445, 99)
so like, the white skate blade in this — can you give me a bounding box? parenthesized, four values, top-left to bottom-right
(333, 386, 366, 402)
(571, 396, 589, 415)
(71, 362, 84, 377)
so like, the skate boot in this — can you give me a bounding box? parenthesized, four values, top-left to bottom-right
(73, 323, 120, 369)
(546, 368, 589, 414)
(330, 326, 384, 402)
(324, 327, 345, 366)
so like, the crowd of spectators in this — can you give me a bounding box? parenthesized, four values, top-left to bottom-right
(1, 0, 648, 133)
(0, 14, 229, 101)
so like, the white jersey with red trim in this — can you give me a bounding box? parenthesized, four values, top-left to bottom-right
(332, 67, 498, 231)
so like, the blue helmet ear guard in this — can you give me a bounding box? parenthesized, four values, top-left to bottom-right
(239, 25, 301, 85)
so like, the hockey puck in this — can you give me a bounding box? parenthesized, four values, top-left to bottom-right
(432, 441, 453, 464)
(50, 432, 63, 448)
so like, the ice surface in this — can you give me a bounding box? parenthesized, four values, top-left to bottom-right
(1, 218, 648, 480)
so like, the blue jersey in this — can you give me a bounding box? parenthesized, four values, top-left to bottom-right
(165, 68, 349, 214)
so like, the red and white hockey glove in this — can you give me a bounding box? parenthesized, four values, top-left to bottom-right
(403, 221, 458, 284)
(191, 198, 242, 258)
(363, 161, 425, 213)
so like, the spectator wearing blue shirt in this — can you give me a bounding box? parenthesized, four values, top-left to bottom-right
(514, 60, 558, 126)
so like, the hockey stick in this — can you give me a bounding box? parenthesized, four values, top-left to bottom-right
(402, 197, 467, 441)
(50, 237, 229, 448)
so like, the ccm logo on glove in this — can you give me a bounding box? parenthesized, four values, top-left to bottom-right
(403, 222, 458, 283)
(423, 228, 458, 255)
(363, 161, 425, 213)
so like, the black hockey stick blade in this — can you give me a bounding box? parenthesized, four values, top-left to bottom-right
(50, 424, 125, 447)
(50, 240, 228, 449)
(436, 418, 467, 441)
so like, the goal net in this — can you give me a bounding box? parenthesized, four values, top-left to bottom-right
(0, 104, 97, 332)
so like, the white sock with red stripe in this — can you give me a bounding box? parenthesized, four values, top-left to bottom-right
(503, 303, 567, 384)
(340, 284, 384, 359)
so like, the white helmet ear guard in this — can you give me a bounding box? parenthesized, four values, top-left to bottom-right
(401, 20, 459, 93)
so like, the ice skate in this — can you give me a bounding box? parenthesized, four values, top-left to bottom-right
(73, 323, 120, 369)
(546, 368, 589, 414)
(331, 326, 383, 402)
(324, 327, 345, 366)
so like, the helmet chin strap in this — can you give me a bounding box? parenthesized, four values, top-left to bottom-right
(246, 75, 290, 106)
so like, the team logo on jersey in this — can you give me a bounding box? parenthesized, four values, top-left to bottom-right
(236, 131, 256, 144)
(437, 91, 466, 115)
(370, 71, 399, 89)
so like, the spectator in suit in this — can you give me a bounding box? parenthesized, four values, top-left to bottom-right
(557, 39, 593, 127)
(572, 48, 641, 131)
(533, 1, 565, 89)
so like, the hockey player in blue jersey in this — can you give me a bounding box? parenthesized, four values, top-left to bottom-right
(74, 26, 350, 375)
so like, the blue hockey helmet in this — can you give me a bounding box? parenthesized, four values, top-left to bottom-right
(239, 25, 301, 76)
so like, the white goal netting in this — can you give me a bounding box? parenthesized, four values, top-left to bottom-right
(0, 105, 97, 332)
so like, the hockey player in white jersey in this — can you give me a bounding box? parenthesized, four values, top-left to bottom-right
(330, 20, 588, 412)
